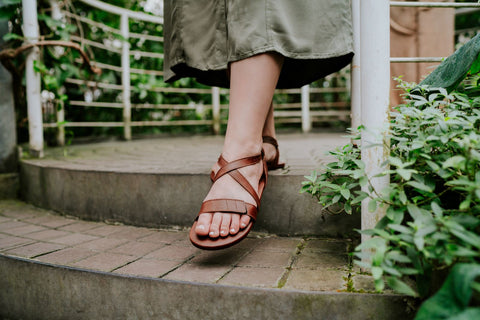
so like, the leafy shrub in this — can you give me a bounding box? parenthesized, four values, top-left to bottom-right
(301, 34, 480, 317)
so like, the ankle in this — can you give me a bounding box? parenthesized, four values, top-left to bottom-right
(222, 139, 262, 161)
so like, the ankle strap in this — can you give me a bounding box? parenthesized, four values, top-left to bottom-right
(262, 136, 279, 149)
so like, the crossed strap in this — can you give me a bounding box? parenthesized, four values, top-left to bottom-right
(199, 154, 267, 222)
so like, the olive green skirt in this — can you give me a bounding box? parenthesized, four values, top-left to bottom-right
(163, 0, 354, 89)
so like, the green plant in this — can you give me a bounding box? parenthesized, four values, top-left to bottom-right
(301, 34, 480, 315)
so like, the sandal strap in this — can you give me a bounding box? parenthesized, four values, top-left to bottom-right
(262, 136, 279, 149)
(213, 154, 262, 181)
(210, 153, 265, 208)
(263, 136, 282, 168)
(198, 199, 258, 221)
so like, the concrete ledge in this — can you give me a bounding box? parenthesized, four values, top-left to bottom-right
(20, 162, 359, 237)
(0, 173, 19, 200)
(0, 254, 414, 320)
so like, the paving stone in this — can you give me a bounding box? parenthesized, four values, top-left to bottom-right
(0, 221, 29, 232)
(5, 224, 48, 236)
(113, 259, 180, 278)
(304, 239, 349, 253)
(35, 247, 95, 265)
(284, 269, 347, 291)
(253, 237, 301, 252)
(0, 206, 43, 220)
(58, 221, 102, 233)
(236, 250, 293, 268)
(188, 247, 249, 266)
(106, 226, 155, 241)
(0, 236, 34, 250)
(0, 216, 11, 223)
(77, 237, 129, 251)
(25, 229, 72, 241)
(49, 233, 99, 246)
(4, 242, 64, 258)
(108, 241, 164, 257)
(218, 266, 286, 288)
(23, 215, 76, 228)
(72, 252, 137, 272)
(144, 244, 199, 261)
(163, 263, 231, 283)
(137, 231, 186, 244)
(351, 274, 376, 292)
(84, 225, 123, 237)
(293, 251, 349, 269)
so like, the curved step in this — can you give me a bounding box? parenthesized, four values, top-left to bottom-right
(0, 200, 412, 320)
(19, 134, 359, 236)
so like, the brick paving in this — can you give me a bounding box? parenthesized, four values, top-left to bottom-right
(0, 199, 372, 292)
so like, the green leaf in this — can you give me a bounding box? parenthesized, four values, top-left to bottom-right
(2, 32, 22, 41)
(397, 168, 414, 181)
(406, 181, 434, 193)
(368, 199, 377, 212)
(371, 266, 383, 279)
(340, 188, 351, 200)
(386, 277, 418, 297)
(468, 53, 480, 75)
(442, 155, 466, 170)
(431, 202, 443, 218)
(417, 33, 480, 92)
(414, 264, 480, 320)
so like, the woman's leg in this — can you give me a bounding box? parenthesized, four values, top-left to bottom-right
(262, 101, 279, 163)
(195, 52, 284, 238)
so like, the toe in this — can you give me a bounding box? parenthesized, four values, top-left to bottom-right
(240, 215, 251, 230)
(230, 214, 240, 235)
(195, 213, 212, 236)
(220, 213, 231, 237)
(209, 212, 223, 238)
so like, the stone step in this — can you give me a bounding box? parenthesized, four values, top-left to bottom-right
(19, 133, 358, 237)
(0, 200, 413, 320)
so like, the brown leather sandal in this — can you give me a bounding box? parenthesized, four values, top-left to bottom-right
(263, 136, 285, 170)
(190, 153, 267, 250)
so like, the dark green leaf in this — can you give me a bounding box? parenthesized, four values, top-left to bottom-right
(386, 277, 418, 297)
(414, 264, 480, 320)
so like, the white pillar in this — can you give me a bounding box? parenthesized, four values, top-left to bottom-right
(350, 0, 361, 132)
(301, 85, 311, 133)
(22, 0, 44, 157)
(121, 13, 131, 140)
(360, 1, 390, 241)
(212, 87, 221, 135)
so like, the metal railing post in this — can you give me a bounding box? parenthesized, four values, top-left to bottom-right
(120, 13, 131, 140)
(212, 87, 220, 135)
(351, 0, 361, 132)
(301, 85, 311, 132)
(56, 101, 65, 146)
(360, 1, 390, 242)
(22, 0, 44, 157)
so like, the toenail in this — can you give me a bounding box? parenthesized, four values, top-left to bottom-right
(209, 232, 215, 236)
(230, 228, 236, 233)
(220, 230, 227, 235)
(240, 223, 246, 228)
(197, 225, 205, 230)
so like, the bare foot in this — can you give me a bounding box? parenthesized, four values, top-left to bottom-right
(195, 153, 264, 238)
